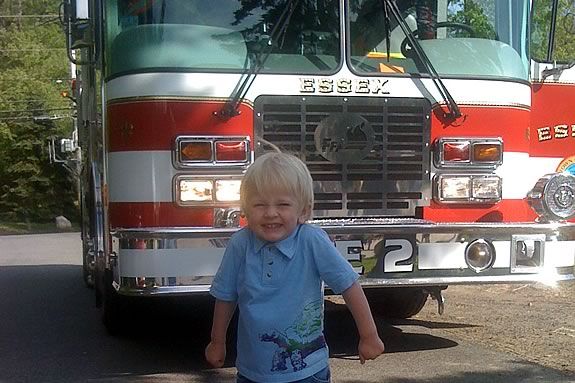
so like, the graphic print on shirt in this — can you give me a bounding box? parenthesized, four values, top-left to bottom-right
(259, 299, 326, 372)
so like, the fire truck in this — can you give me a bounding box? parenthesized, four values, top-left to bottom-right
(61, 0, 575, 333)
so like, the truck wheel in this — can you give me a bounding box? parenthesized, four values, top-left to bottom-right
(82, 261, 91, 287)
(102, 270, 127, 335)
(365, 287, 429, 319)
(82, 242, 95, 288)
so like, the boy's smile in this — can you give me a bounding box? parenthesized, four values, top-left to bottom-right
(244, 191, 308, 243)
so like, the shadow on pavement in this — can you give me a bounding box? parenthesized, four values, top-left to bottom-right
(323, 300, 459, 358)
(0, 265, 572, 383)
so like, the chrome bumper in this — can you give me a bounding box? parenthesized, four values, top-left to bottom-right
(111, 219, 575, 296)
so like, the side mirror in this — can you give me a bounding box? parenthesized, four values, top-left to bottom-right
(72, 0, 89, 20)
(63, 0, 95, 64)
(68, 0, 91, 49)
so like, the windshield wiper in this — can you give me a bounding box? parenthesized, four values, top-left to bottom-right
(381, 0, 461, 120)
(217, 0, 300, 120)
(381, 0, 392, 61)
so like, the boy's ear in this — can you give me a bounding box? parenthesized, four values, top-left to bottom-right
(298, 205, 311, 224)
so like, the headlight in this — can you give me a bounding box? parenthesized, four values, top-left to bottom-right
(472, 176, 502, 200)
(435, 174, 501, 203)
(439, 176, 470, 200)
(465, 239, 496, 272)
(528, 173, 575, 221)
(175, 177, 241, 205)
(215, 180, 242, 202)
(178, 180, 213, 202)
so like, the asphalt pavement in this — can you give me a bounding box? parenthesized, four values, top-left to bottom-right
(0, 233, 573, 383)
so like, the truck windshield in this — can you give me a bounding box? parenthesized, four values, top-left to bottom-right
(104, 0, 341, 77)
(348, 0, 529, 81)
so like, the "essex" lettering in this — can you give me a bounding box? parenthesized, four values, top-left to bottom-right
(300, 78, 390, 94)
(537, 124, 575, 142)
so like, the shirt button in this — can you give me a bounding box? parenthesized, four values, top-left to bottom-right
(268, 260, 274, 265)
(266, 272, 272, 278)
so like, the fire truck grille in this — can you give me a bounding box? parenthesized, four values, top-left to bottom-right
(254, 95, 431, 217)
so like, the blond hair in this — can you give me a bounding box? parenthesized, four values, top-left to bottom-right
(240, 152, 314, 220)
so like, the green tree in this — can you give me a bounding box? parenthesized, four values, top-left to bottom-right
(531, 0, 575, 62)
(0, 0, 77, 222)
(447, 0, 496, 39)
(553, 0, 575, 62)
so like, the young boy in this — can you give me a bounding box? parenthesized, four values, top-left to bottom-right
(205, 152, 385, 382)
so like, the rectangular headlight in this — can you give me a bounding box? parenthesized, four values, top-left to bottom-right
(178, 180, 213, 202)
(215, 180, 242, 202)
(472, 176, 501, 200)
(435, 174, 502, 203)
(439, 176, 471, 200)
(175, 176, 242, 205)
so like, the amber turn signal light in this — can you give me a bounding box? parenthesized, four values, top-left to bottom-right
(180, 141, 212, 161)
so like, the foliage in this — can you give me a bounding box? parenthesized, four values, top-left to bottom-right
(531, 0, 575, 62)
(0, 219, 78, 235)
(0, 0, 78, 223)
(1, 0, 575, 224)
(447, 0, 496, 39)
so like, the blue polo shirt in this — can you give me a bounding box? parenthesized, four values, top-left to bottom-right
(210, 223, 358, 383)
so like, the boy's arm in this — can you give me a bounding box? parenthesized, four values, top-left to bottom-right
(341, 281, 385, 364)
(205, 299, 237, 368)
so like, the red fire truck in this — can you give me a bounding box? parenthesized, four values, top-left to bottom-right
(61, 0, 575, 333)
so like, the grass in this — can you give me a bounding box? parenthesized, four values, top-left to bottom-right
(0, 220, 79, 236)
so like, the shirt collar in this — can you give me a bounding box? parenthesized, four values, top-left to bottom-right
(251, 224, 300, 259)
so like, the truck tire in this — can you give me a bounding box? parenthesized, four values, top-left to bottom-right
(102, 270, 127, 335)
(82, 242, 95, 288)
(365, 287, 429, 319)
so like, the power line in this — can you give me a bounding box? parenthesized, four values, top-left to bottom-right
(0, 114, 72, 121)
(0, 15, 59, 18)
(1, 100, 71, 104)
(0, 78, 72, 82)
(0, 107, 73, 115)
(0, 48, 66, 52)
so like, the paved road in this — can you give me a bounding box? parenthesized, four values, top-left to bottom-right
(0, 233, 573, 383)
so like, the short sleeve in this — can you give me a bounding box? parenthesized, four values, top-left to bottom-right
(209, 231, 245, 302)
(308, 226, 359, 294)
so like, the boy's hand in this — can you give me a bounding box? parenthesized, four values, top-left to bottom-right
(358, 335, 385, 364)
(205, 341, 226, 368)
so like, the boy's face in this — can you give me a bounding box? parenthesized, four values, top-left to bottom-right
(244, 190, 309, 243)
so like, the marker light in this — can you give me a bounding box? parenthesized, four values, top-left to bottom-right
(180, 141, 212, 161)
(443, 141, 470, 162)
(175, 136, 250, 168)
(215, 140, 248, 162)
(435, 138, 502, 168)
(473, 143, 501, 163)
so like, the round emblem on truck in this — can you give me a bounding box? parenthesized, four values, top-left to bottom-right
(314, 113, 375, 163)
(557, 156, 575, 176)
